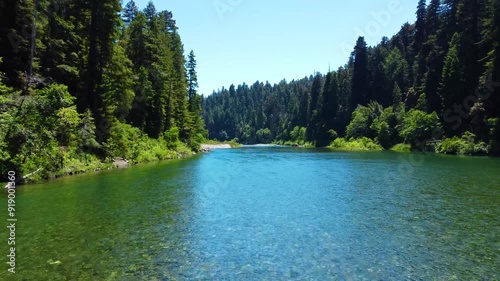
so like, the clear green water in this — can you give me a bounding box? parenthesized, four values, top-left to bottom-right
(1, 146, 499, 280)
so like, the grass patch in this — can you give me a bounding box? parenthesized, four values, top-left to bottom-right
(390, 143, 412, 152)
(275, 140, 315, 147)
(328, 137, 383, 151)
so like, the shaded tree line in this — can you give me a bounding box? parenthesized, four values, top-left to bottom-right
(203, 0, 500, 155)
(0, 0, 205, 180)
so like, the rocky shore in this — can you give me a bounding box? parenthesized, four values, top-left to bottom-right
(200, 144, 232, 152)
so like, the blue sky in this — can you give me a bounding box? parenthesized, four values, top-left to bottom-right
(134, 0, 417, 95)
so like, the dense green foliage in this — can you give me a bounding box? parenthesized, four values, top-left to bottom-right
(203, 0, 500, 156)
(435, 131, 489, 155)
(328, 137, 383, 151)
(0, 0, 205, 181)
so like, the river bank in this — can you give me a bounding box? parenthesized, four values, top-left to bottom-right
(2, 148, 199, 188)
(1, 141, 242, 187)
(200, 144, 232, 151)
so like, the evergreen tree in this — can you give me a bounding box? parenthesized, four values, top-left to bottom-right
(86, 0, 122, 130)
(491, 0, 500, 116)
(393, 82, 403, 107)
(316, 72, 340, 146)
(306, 74, 322, 140)
(123, 0, 138, 26)
(425, 0, 441, 37)
(350, 37, 369, 111)
(101, 44, 135, 121)
(0, 0, 34, 88)
(144, 1, 156, 22)
(414, 0, 427, 54)
(456, 0, 483, 102)
(187, 50, 198, 107)
(439, 33, 466, 134)
(368, 44, 391, 106)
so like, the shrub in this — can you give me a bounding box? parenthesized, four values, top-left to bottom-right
(400, 109, 442, 148)
(290, 126, 307, 143)
(436, 131, 489, 155)
(104, 121, 142, 159)
(256, 128, 273, 143)
(328, 137, 382, 151)
(390, 143, 412, 152)
(164, 127, 180, 150)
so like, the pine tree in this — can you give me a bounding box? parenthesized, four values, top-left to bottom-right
(368, 44, 390, 106)
(456, 0, 482, 101)
(439, 33, 466, 135)
(186, 50, 198, 106)
(487, 0, 500, 117)
(297, 84, 309, 128)
(350, 37, 369, 111)
(316, 72, 340, 146)
(127, 12, 148, 68)
(123, 0, 138, 26)
(305, 74, 322, 141)
(0, 0, 34, 88)
(101, 44, 135, 121)
(425, 0, 441, 37)
(308, 73, 322, 122)
(414, 0, 427, 54)
(40, 0, 88, 109)
(167, 17, 190, 140)
(441, 0, 460, 48)
(144, 1, 156, 22)
(185, 49, 205, 146)
(86, 0, 122, 132)
(391, 82, 400, 106)
(128, 67, 153, 131)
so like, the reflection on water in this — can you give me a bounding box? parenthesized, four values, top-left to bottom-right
(1, 148, 499, 280)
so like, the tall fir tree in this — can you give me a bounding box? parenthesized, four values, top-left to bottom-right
(350, 37, 369, 111)
(414, 0, 427, 54)
(439, 33, 466, 135)
(123, 0, 138, 26)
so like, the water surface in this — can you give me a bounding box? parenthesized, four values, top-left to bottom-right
(1, 147, 499, 280)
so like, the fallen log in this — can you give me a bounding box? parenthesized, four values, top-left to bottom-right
(4, 168, 42, 188)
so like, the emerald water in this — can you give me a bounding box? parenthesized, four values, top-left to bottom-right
(1, 147, 499, 280)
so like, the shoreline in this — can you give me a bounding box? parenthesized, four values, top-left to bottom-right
(4, 141, 494, 188)
(200, 144, 232, 151)
(2, 150, 199, 188)
(2, 143, 239, 188)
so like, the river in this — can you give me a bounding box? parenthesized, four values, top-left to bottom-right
(1, 146, 499, 280)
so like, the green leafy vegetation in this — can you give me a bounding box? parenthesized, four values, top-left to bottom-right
(400, 110, 443, 149)
(328, 137, 382, 151)
(390, 143, 412, 152)
(435, 132, 489, 155)
(0, 1, 206, 182)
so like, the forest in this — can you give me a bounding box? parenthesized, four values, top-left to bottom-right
(0, 0, 206, 181)
(203, 0, 500, 156)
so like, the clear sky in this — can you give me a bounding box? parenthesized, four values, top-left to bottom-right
(134, 0, 417, 95)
